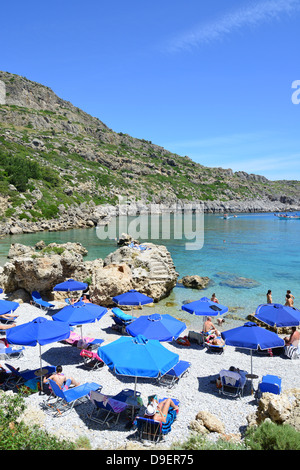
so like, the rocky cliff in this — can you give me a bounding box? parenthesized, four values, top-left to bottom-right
(0, 70, 299, 237)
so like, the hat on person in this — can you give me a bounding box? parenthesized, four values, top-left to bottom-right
(146, 403, 157, 416)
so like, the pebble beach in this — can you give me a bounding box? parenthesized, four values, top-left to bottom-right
(1, 295, 299, 451)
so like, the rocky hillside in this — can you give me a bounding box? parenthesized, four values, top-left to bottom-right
(0, 70, 299, 235)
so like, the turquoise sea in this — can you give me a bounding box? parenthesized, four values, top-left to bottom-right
(0, 212, 299, 330)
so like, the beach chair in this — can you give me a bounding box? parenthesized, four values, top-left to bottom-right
(219, 369, 247, 398)
(135, 398, 179, 443)
(204, 335, 225, 354)
(61, 331, 104, 350)
(31, 291, 55, 311)
(88, 390, 129, 427)
(111, 307, 135, 333)
(255, 374, 282, 401)
(4, 363, 56, 390)
(0, 346, 25, 360)
(43, 379, 102, 417)
(80, 349, 105, 370)
(157, 360, 191, 388)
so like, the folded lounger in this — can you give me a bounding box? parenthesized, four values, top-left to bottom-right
(135, 398, 179, 443)
(43, 379, 102, 417)
(157, 360, 191, 388)
(219, 369, 248, 398)
(31, 291, 55, 310)
(88, 390, 130, 427)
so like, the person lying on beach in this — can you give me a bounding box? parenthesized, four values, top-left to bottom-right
(43, 365, 80, 389)
(0, 323, 16, 330)
(211, 337, 225, 346)
(144, 396, 179, 423)
(284, 327, 300, 348)
(203, 317, 220, 336)
(0, 313, 18, 320)
(285, 294, 294, 307)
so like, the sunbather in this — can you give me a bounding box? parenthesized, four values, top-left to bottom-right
(0, 313, 18, 320)
(145, 396, 178, 423)
(0, 323, 16, 330)
(43, 365, 80, 389)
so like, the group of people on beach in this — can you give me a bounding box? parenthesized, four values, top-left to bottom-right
(266, 289, 295, 307)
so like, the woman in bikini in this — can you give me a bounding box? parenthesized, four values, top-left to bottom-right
(145, 396, 179, 423)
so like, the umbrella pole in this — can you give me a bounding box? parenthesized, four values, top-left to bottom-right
(250, 350, 254, 395)
(39, 344, 43, 395)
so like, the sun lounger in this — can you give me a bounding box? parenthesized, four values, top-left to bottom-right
(80, 349, 105, 370)
(4, 363, 56, 390)
(157, 360, 191, 388)
(88, 390, 130, 427)
(31, 291, 55, 311)
(219, 369, 248, 398)
(61, 331, 104, 349)
(255, 374, 282, 401)
(135, 398, 179, 443)
(0, 346, 25, 359)
(204, 335, 225, 354)
(42, 379, 102, 417)
(111, 307, 135, 333)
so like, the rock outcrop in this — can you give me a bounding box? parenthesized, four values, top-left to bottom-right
(0, 240, 178, 305)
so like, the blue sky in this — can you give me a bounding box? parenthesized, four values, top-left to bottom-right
(1, 0, 300, 180)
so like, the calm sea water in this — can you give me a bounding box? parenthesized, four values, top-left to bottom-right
(1, 213, 299, 329)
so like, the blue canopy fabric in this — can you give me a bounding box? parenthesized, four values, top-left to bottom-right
(126, 313, 186, 342)
(255, 303, 300, 328)
(221, 322, 285, 351)
(112, 290, 153, 306)
(181, 297, 228, 316)
(97, 334, 179, 378)
(0, 299, 19, 315)
(6, 316, 71, 346)
(52, 301, 107, 326)
(53, 279, 88, 292)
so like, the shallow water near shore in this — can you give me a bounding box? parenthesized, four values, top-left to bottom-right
(1, 212, 299, 330)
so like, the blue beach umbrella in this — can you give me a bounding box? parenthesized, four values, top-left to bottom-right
(221, 322, 285, 390)
(181, 297, 228, 316)
(126, 313, 186, 342)
(0, 299, 19, 317)
(53, 278, 88, 293)
(112, 289, 154, 317)
(52, 301, 107, 337)
(255, 303, 300, 330)
(6, 317, 71, 390)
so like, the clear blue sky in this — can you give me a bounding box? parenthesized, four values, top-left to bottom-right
(1, 0, 300, 180)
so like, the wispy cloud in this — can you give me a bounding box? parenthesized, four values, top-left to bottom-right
(166, 0, 300, 53)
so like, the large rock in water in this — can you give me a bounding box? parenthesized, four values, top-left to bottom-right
(0, 241, 178, 305)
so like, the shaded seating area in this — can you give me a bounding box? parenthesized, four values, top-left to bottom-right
(218, 368, 248, 398)
(135, 398, 179, 443)
(156, 360, 191, 388)
(61, 331, 104, 349)
(42, 379, 101, 417)
(31, 291, 55, 311)
(88, 390, 130, 427)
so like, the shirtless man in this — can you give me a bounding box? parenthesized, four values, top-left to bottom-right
(284, 327, 300, 348)
(43, 365, 80, 388)
(203, 316, 220, 336)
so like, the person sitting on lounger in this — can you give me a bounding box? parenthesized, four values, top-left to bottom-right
(284, 327, 300, 348)
(203, 317, 220, 336)
(43, 365, 80, 389)
(0, 313, 18, 320)
(0, 323, 16, 330)
(145, 396, 179, 423)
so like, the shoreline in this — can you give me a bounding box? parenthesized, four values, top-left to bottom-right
(2, 295, 299, 450)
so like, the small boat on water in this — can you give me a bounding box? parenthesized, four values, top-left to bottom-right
(274, 213, 300, 220)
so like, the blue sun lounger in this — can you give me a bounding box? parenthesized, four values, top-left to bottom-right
(157, 360, 191, 388)
(135, 398, 179, 443)
(43, 379, 102, 417)
(88, 390, 130, 427)
(255, 374, 282, 401)
(5, 363, 56, 390)
(32, 291, 55, 311)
